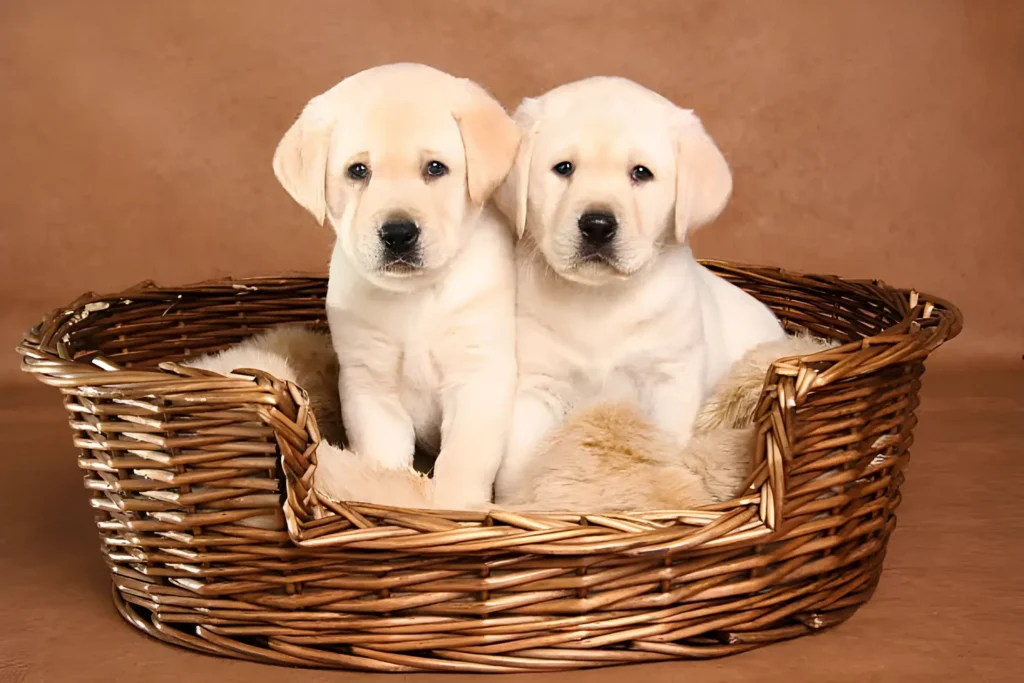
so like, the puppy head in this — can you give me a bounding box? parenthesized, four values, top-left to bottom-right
(497, 77, 731, 286)
(273, 63, 520, 291)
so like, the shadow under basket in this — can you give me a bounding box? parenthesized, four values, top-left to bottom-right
(17, 261, 962, 673)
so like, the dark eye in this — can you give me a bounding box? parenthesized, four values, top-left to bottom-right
(348, 163, 369, 180)
(552, 161, 574, 177)
(425, 160, 448, 178)
(631, 165, 654, 182)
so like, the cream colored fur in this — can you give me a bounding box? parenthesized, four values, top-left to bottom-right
(313, 442, 433, 509)
(499, 334, 836, 512)
(272, 63, 521, 509)
(183, 324, 344, 446)
(493, 77, 787, 500)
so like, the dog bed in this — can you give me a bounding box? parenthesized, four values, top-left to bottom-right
(17, 261, 961, 673)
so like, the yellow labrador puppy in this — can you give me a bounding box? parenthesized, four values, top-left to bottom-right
(493, 77, 786, 500)
(272, 64, 520, 509)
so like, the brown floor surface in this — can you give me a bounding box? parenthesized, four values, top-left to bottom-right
(2, 361, 1020, 682)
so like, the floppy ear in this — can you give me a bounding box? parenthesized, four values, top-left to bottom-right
(674, 112, 733, 242)
(453, 80, 521, 206)
(493, 98, 540, 238)
(272, 95, 336, 226)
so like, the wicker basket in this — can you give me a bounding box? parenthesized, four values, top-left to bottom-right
(17, 261, 961, 673)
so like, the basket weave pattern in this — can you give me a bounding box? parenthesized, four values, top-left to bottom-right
(17, 262, 961, 673)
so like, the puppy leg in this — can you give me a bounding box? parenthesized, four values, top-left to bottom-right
(641, 371, 706, 451)
(432, 369, 516, 509)
(495, 386, 565, 501)
(339, 366, 416, 469)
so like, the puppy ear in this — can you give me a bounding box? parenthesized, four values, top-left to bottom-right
(272, 95, 336, 226)
(674, 111, 733, 242)
(453, 80, 521, 206)
(493, 98, 539, 238)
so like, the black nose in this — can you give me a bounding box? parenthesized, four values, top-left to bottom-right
(379, 220, 420, 254)
(578, 212, 618, 247)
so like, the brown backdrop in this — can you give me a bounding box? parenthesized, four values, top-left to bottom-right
(2, 0, 1022, 375)
(1, 2, 1022, 682)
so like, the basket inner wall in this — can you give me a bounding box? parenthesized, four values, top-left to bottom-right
(58, 279, 330, 370)
(56, 266, 909, 370)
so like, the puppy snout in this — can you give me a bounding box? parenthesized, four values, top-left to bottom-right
(578, 211, 618, 248)
(379, 219, 420, 256)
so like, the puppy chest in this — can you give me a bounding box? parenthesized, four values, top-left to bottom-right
(396, 331, 443, 431)
(398, 339, 441, 394)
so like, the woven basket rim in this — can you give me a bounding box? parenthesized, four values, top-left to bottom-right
(16, 263, 964, 377)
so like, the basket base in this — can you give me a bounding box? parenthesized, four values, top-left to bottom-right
(111, 581, 875, 673)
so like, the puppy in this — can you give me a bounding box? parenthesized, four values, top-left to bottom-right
(498, 334, 836, 512)
(493, 77, 786, 500)
(272, 64, 520, 509)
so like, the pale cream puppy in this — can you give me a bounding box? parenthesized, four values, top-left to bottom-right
(272, 63, 520, 509)
(493, 77, 787, 500)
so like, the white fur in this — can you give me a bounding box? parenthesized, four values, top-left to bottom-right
(493, 77, 786, 500)
(273, 64, 521, 509)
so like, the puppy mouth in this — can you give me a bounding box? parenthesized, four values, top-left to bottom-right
(577, 250, 615, 266)
(380, 256, 424, 275)
(569, 252, 631, 278)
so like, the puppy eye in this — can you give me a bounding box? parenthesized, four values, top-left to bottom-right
(552, 161, 574, 177)
(631, 165, 654, 182)
(348, 163, 370, 180)
(425, 160, 449, 178)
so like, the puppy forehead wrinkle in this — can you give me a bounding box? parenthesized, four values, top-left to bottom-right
(366, 104, 462, 152)
(538, 119, 671, 171)
(330, 110, 459, 175)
